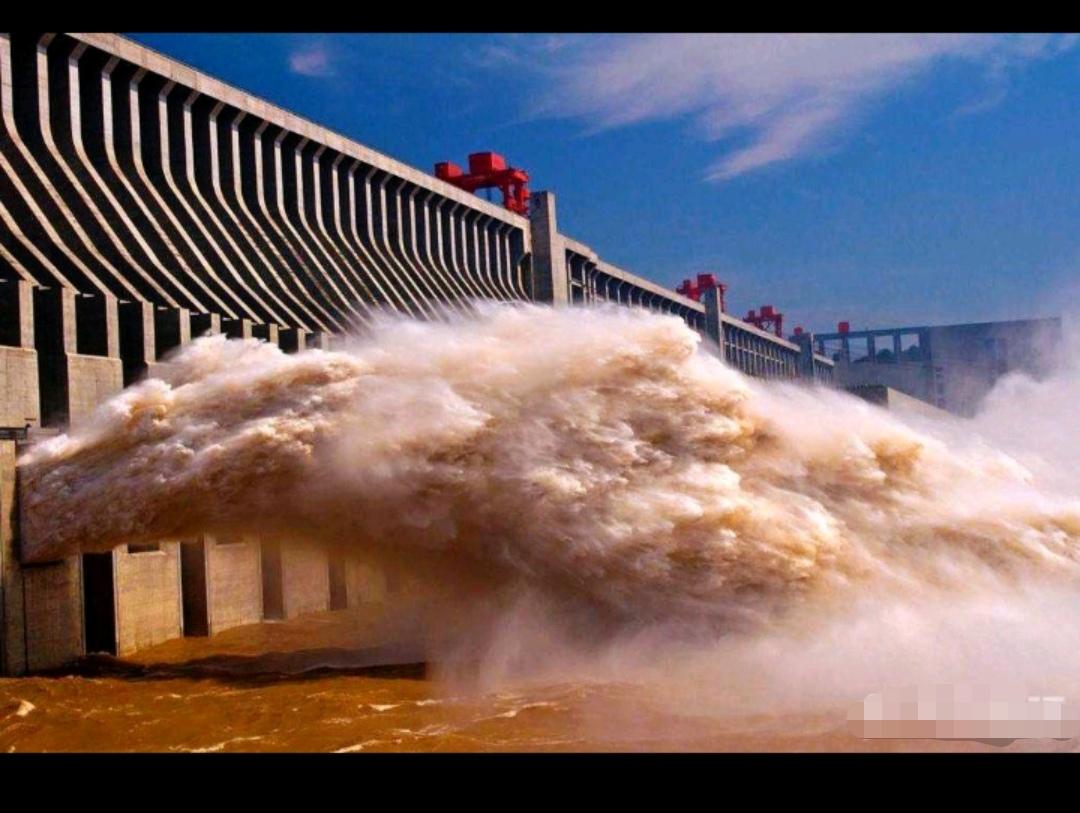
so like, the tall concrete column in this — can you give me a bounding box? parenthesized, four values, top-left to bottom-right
(794, 332, 817, 379)
(527, 191, 568, 306)
(701, 285, 723, 346)
(19, 288, 123, 672)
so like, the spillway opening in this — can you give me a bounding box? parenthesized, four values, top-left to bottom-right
(180, 538, 210, 637)
(328, 553, 348, 611)
(260, 539, 284, 621)
(82, 552, 117, 656)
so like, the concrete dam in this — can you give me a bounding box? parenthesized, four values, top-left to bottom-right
(0, 31, 835, 675)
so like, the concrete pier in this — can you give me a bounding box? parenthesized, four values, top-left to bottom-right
(114, 543, 184, 655)
(179, 534, 263, 637)
(260, 539, 330, 621)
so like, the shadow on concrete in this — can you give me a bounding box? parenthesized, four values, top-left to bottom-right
(35, 646, 428, 687)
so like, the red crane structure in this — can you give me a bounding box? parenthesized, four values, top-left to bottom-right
(675, 273, 727, 311)
(434, 152, 530, 216)
(745, 305, 785, 338)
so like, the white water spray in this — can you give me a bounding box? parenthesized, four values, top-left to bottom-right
(17, 304, 1080, 708)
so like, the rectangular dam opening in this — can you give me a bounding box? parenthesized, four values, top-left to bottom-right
(82, 552, 117, 656)
(329, 554, 348, 611)
(260, 539, 284, 621)
(180, 539, 209, 637)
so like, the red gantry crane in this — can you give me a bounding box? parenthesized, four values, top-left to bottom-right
(434, 152, 531, 216)
(675, 273, 727, 311)
(744, 305, 785, 338)
(673, 278, 794, 340)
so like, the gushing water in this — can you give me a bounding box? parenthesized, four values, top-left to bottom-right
(16, 304, 1080, 716)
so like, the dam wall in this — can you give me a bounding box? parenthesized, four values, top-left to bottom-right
(0, 31, 823, 369)
(0, 31, 833, 674)
(0, 32, 531, 335)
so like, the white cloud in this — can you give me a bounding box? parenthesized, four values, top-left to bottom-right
(288, 42, 336, 78)
(520, 34, 1076, 180)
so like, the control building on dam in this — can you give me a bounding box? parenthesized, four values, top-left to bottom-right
(0, 31, 834, 674)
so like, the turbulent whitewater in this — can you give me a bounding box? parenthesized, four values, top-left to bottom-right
(17, 304, 1080, 627)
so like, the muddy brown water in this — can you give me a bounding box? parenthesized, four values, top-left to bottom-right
(1, 606, 1076, 753)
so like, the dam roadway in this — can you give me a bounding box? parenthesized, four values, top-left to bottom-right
(0, 31, 833, 675)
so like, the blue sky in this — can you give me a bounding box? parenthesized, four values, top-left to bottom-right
(129, 33, 1080, 333)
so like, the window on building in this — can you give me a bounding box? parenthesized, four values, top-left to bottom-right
(900, 333, 923, 361)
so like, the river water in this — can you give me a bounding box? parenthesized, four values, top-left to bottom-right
(1, 607, 1077, 753)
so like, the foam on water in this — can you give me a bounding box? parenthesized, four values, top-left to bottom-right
(17, 303, 1080, 709)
